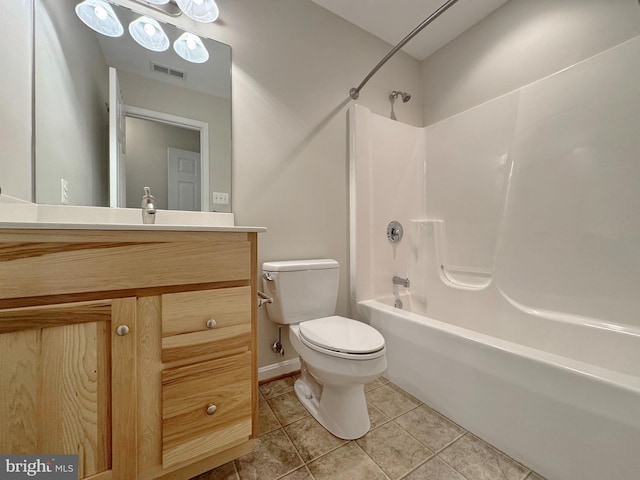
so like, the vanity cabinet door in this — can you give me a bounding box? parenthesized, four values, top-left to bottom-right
(0, 298, 137, 480)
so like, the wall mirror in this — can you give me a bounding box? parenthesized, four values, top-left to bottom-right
(34, 0, 232, 212)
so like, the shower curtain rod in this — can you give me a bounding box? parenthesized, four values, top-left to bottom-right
(349, 0, 460, 100)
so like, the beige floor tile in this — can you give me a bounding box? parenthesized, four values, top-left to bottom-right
(365, 383, 421, 418)
(258, 399, 281, 436)
(259, 376, 296, 399)
(356, 421, 433, 480)
(439, 434, 529, 480)
(284, 415, 347, 462)
(307, 442, 387, 480)
(235, 428, 303, 480)
(367, 402, 390, 430)
(278, 466, 314, 479)
(395, 405, 465, 451)
(190, 461, 238, 480)
(404, 456, 466, 480)
(388, 382, 422, 403)
(207, 378, 540, 480)
(267, 391, 310, 425)
(364, 377, 389, 392)
(526, 473, 546, 480)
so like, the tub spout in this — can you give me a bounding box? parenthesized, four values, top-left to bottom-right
(393, 275, 410, 288)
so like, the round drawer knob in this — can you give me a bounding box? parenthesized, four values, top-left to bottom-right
(206, 404, 217, 415)
(206, 319, 217, 329)
(116, 325, 130, 336)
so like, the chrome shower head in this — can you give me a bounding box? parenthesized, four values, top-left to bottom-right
(390, 90, 411, 103)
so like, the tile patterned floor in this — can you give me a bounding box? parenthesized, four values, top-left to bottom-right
(191, 375, 547, 480)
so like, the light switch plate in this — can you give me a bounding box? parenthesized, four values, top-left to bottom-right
(212, 192, 229, 204)
(61, 178, 69, 205)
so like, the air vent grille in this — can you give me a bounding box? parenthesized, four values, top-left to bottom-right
(150, 62, 186, 80)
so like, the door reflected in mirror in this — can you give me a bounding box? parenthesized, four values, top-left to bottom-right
(34, 0, 232, 212)
(125, 114, 204, 211)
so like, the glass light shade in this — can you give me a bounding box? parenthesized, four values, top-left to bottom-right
(173, 32, 209, 63)
(176, 0, 219, 23)
(128, 16, 170, 52)
(75, 0, 124, 37)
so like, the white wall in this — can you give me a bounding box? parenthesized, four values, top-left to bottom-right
(421, 0, 640, 124)
(0, 0, 33, 201)
(222, 0, 422, 369)
(35, 0, 109, 207)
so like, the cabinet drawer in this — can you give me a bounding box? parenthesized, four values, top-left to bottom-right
(161, 287, 252, 363)
(0, 230, 252, 305)
(161, 352, 252, 468)
(162, 287, 251, 337)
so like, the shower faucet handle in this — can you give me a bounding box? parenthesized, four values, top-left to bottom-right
(387, 221, 403, 243)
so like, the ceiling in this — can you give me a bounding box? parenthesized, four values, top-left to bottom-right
(310, 0, 509, 60)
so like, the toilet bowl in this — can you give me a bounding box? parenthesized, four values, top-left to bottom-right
(262, 259, 387, 440)
(289, 318, 386, 439)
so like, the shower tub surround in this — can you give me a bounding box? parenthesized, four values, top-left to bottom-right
(350, 36, 640, 480)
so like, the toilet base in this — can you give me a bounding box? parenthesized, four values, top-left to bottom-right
(293, 375, 371, 440)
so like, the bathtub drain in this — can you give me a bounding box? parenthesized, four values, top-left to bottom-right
(394, 298, 403, 309)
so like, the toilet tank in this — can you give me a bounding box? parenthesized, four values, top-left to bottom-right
(262, 259, 339, 325)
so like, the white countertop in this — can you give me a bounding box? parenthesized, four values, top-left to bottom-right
(0, 195, 266, 233)
(0, 222, 266, 233)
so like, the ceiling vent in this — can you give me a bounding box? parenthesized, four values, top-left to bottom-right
(150, 62, 186, 80)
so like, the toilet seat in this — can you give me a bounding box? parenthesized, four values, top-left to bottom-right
(298, 316, 385, 360)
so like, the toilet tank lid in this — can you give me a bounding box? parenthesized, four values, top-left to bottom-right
(262, 259, 339, 272)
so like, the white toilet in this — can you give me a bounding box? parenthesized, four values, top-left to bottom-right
(262, 259, 387, 440)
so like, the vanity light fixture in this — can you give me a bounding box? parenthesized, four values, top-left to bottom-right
(129, 16, 170, 52)
(176, 0, 219, 23)
(131, 0, 182, 17)
(75, 0, 124, 37)
(173, 32, 209, 63)
(132, 0, 219, 22)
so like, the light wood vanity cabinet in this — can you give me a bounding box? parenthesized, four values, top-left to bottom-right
(0, 298, 137, 479)
(0, 228, 259, 480)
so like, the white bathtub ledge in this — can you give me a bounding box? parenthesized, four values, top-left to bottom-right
(359, 299, 640, 395)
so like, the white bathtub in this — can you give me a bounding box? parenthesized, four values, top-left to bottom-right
(358, 295, 640, 480)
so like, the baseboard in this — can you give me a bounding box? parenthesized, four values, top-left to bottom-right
(258, 357, 301, 382)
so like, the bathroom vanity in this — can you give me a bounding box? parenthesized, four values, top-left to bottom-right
(0, 224, 262, 479)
